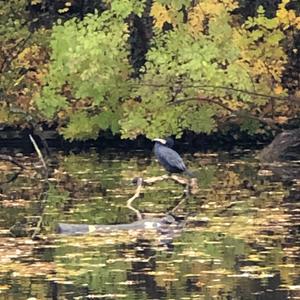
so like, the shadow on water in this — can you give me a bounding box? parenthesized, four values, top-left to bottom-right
(0, 149, 300, 299)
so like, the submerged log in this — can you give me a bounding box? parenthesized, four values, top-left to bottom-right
(259, 128, 300, 162)
(57, 214, 185, 236)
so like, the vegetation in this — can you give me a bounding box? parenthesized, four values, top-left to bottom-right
(1, 0, 300, 140)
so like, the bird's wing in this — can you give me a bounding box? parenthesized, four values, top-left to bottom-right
(158, 147, 186, 171)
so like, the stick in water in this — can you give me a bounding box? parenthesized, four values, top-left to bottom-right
(29, 134, 47, 170)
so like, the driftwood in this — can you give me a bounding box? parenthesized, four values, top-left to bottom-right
(57, 174, 195, 236)
(137, 174, 198, 195)
(57, 214, 185, 235)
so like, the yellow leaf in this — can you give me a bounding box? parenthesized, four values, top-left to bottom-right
(88, 225, 96, 233)
(274, 85, 283, 94)
(276, 0, 300, 30)
(151, 2, 171, 29)
(275, 116, 288, 124)
(31, 0, 42, 5)
(188, 4, 205, 34)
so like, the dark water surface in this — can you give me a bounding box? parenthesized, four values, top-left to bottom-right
(0, 149, 300, 299)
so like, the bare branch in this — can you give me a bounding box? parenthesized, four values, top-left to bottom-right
(135, 81, 297, 102)
(171, 96, 235, 113)
(0, 33, 32, 74)
(127, 177, 143, 220)
(0, 154, 26, 170)
(29, 134, 47, 171)
(171, 95, 280, 130)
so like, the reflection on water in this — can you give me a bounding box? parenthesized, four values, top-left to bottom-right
(0, 149, 300, 299)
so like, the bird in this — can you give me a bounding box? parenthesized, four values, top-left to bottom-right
(153, 138, 193, 176)
(164, 137, 174, 148)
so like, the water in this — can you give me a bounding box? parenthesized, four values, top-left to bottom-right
(0, 149, 300, 299)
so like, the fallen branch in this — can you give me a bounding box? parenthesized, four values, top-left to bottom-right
(143, 175, 198, 195)
(29, 134, 48, 173)
(141, 174, 189, 186)
(0, 154, 26, 170)
(0, 172, 21, 185)
(127, 177, 143, 220)
(128, 175, 198, 217)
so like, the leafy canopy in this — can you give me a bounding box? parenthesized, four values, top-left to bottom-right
(35, 0, 299, 140)
(36, 6, 137, 139)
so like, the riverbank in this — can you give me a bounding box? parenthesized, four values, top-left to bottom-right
(0, 127, 275, 154)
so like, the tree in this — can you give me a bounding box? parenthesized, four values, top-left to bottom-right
(29, 0, 300, 139)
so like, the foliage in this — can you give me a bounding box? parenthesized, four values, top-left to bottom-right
(121, 0, 294, 138)
(0, 0, 50, 126)
(36, 7, 137, 139)
(2, 0, 300, 140)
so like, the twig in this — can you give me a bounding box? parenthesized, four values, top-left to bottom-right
(143, 174, 169, 184)
(0, 34, 32, 73)
(135, 82, 292, 102)
(127, 177, 143, 220)
(31, 216, 42, 239)
(0, 154, 26, 169)
(33, 126, 51, 157)
(170, 96, 235, 112)
(0, 172, 21, 185)
(30, 180, 50, 239)
(142, 174, 189, 186)
(171, 96, 279, 130)
(171, 196, 187, 213)
(29, 134, 47, 171)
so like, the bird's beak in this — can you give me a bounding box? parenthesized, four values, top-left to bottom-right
(153, 138, 167, 144)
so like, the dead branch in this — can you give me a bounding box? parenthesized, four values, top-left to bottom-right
(0, 33, 32, 74)
(171, 95, 279, 130)
(0, 154, 26, 169)
(0, 172, 21, 185)
(137, 81, 294, 102)
(142, 174, 189, 186)
(128, 175, 199, 220)
(171, 96, 235, 113)
(29, 134, 48, 174)
(127, 177, 143, 220)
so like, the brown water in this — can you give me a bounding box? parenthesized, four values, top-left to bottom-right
(0, 149, 299, 299)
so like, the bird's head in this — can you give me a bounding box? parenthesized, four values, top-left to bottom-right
(153, 138, 167, 145)
(153, 137, 174, 148)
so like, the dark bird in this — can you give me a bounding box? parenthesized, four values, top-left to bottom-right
(153, 138, 193, 176)
(164, 137, 174, 148)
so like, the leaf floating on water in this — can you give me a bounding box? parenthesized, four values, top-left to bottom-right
(258, 169, 273, 176)
(287, 285, 300, 290)
(227, 273, 253, 278)
(240, 265, 271, 272)
(200, 269, 232, 275)
(117, 280, 139, 285)
(0, 285, 10, 291)
(87, 294, 127, 299)
(247, 254, 263, 262)
(147, 271, 175, 276)
(2, 199, 30, 207)
(53, 280, 74, 285)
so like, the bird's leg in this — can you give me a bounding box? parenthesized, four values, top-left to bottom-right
(184, 183, 190, 197)
(189, 178, 199, 195)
